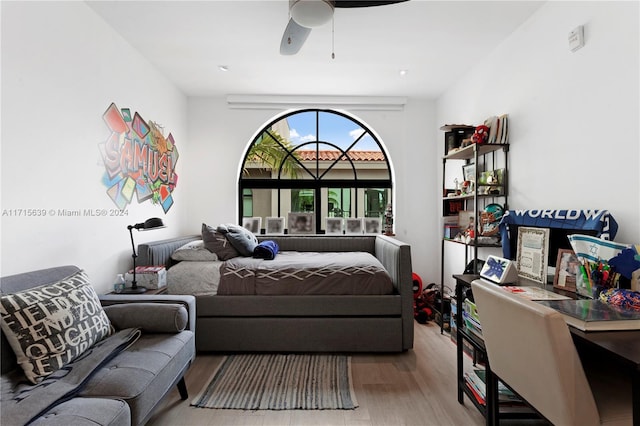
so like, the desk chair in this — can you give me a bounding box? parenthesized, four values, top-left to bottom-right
(471, 279, 632, 425)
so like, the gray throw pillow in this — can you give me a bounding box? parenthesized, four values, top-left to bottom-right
(217, 224, 259, 257)
(171, 239, 219, 262)
(0, 270, 113, 384)
(202, 223, 240, 260)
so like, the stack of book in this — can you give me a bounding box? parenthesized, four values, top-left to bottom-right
(483, 114, 509, 144)
(464, 369, 524, 407)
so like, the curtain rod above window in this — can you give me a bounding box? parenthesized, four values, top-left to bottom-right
(226, 95, 407, 111)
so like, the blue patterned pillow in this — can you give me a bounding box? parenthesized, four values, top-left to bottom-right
(0, 270, 113, 383)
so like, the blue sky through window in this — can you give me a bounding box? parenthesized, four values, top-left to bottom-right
(286, 111, 379, 151)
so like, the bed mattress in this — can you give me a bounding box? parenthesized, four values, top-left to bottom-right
(167, 251, 393, 296)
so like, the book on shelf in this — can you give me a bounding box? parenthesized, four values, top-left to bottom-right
(464, 372, 486, 406)
(538, 299, 640, 331)
(472, 370, 523, 403)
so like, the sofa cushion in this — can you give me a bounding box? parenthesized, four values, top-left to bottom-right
(29, 397, 131, 426)
(217, 224, 259, 256)
(171, 239, 218, 262)
(104, 303, 188, 333)
(80, 330, 195, 425)
(0, 269, 112, 384)
(202, 223, 240, 260)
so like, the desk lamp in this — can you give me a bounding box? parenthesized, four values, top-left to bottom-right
(123, 217, 165, 294)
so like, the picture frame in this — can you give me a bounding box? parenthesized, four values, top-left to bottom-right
(288, 212, 314, 234)
(462, 163, 476, 182)
(458, 210, 475, 230)
(478, 168, 505, 185)
(480, 255, 518, 284)
(325, 217, 343, 234)
(364, 218, 382, 234)
(242, 217, 262, 234)
(553, 249, 579, 292)
(516, 226, 550, 284)
(265, 217, 285, 235)
(345, 218, 363, 234)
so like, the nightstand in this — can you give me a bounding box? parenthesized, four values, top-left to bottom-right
(110, 287, 168, 295)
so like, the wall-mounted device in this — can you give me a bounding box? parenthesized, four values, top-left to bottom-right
(569, 25, 585, 52)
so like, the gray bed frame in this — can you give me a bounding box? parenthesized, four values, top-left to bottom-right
(138, 234, 414, 353)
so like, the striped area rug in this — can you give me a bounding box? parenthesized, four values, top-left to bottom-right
(190, 354, 358, 410)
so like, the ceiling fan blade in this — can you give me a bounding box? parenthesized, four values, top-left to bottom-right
(280, 18, 312, 55)
(334, 0, 408, 7)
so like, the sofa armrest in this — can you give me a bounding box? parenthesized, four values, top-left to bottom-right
(99, 294, 196, 332)
(103, 303, 188, 333)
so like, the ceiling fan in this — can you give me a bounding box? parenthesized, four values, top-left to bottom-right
(280, 0, 408, 55)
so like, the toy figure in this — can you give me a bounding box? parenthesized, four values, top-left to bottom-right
(384, 203, 394, 236)
(472, 125, 490, 144)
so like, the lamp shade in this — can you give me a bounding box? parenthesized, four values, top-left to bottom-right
(142, 217, 164, 230)
(132, 217, 165, 230)
(290, 0, 334, 28)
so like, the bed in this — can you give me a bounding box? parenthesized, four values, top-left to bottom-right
(137, 234, 414, 353)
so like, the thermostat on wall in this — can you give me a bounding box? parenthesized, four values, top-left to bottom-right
(568, 25, 585, 52)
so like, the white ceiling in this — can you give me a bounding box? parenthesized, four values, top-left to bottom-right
(87, 0, 545, 99)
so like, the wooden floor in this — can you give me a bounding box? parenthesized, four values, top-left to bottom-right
(147, 322, 487, 426)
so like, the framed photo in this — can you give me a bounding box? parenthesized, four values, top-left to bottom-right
(288, 212, 314, 234)
(516, 226, 550, 284)
(480, 255, 518, 284)
(364, 218, 382, 234)
(242, 217, 262, 234)
(325, 217, 343, 234)
(462, 163, 476, 182)
(553, 249, 579, 292)
(458, 210, 475, 230)
(478, 168, 505, 185)
(345, 218, 363, 234)
(265, 217, 285, 235)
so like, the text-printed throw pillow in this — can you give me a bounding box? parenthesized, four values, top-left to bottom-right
(0, 270, 113, 384)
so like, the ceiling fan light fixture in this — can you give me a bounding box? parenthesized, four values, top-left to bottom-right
(290, 0, 334, 28)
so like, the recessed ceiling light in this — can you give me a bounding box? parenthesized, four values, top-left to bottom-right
(399, 69, 408, 76)
(218, 65, 229, 72)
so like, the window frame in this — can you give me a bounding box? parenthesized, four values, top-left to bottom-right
(238, 109, 393, 233)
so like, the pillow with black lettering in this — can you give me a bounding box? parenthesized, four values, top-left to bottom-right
(0, 270, 113, 384)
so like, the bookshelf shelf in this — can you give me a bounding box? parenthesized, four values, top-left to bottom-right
(439, 123, 509, 334)
(453, 274, 539, 422)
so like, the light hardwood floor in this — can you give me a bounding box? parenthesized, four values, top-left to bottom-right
(147, 322, 487, 426)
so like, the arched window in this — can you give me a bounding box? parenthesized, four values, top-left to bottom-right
(239, 109, 393, 234)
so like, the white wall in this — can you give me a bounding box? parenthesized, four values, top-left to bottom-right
(437, 1, 640, 290)
(3, 1, 635, 296)
(186, 97, 440, 284)
(0, 2, 189, 292)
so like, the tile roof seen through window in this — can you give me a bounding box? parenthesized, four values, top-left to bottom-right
(296, 150, 385, 161)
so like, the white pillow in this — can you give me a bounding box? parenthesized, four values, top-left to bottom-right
(171, 240, 219, 261)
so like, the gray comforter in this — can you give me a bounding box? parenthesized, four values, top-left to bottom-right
(218, 251, 393, 295)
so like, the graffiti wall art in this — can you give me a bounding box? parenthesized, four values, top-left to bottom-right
(99, 103, 179, 213)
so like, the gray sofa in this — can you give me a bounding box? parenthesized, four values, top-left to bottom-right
(138, 234, 413, 353)
(1, 265, 196, 425)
